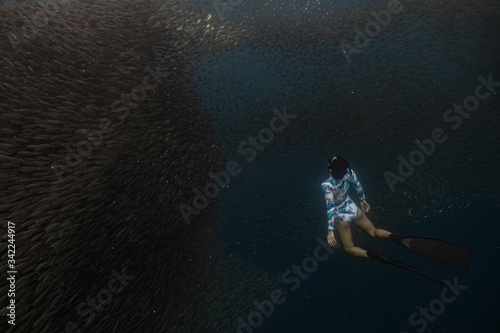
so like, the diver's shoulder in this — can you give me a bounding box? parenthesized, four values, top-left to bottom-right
(321, 177, 334, 189)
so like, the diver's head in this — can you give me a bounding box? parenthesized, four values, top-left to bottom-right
(328, 156, 350, 180)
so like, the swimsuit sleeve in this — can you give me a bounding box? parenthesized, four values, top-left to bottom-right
(321, 182, 335, 230)
(349, 169, 366, 201)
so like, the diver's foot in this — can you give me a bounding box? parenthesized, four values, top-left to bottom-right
(367, 248, 390, 263)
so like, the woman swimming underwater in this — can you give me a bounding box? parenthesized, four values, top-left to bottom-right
(321, 156, 473, 285)
(321, 156, 392, 257)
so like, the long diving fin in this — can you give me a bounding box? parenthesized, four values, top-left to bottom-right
(367, 248, 446, 286)
(389, 234, 473, 270)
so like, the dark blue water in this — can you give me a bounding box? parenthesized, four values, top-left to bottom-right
(192, 1, 500, 332)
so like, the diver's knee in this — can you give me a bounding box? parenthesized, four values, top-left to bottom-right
(344, 247, 357, 256)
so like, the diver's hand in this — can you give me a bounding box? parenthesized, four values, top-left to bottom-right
(360, 200, 370, 213)
(327, 229, 337, 247)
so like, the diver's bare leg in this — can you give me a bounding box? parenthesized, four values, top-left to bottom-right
(354, 209, 392, 239)
(335, 219, 368, 258)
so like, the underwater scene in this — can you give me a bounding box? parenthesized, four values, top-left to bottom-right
(0, 0, 499, 332)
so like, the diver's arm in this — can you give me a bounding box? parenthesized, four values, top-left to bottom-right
(349, 169, 366, 201)
(350, 169, 370, 213)
(322, 182, 338, 246)
(322, 183, 335, 230)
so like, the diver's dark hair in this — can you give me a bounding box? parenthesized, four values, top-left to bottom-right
(328, 156, 350, 180)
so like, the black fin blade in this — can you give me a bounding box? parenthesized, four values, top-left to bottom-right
(390, 234, 473, 269)
(367, 248, 446, 286)
(407, 237, 473, 269)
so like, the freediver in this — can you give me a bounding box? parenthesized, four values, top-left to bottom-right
(320, 156, 472, 285)
(322, 156, 392, 257)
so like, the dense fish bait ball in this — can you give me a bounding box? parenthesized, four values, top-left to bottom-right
(0, 1, 279, 332)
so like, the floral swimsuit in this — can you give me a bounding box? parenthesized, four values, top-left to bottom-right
(321, 169, 366, 230)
